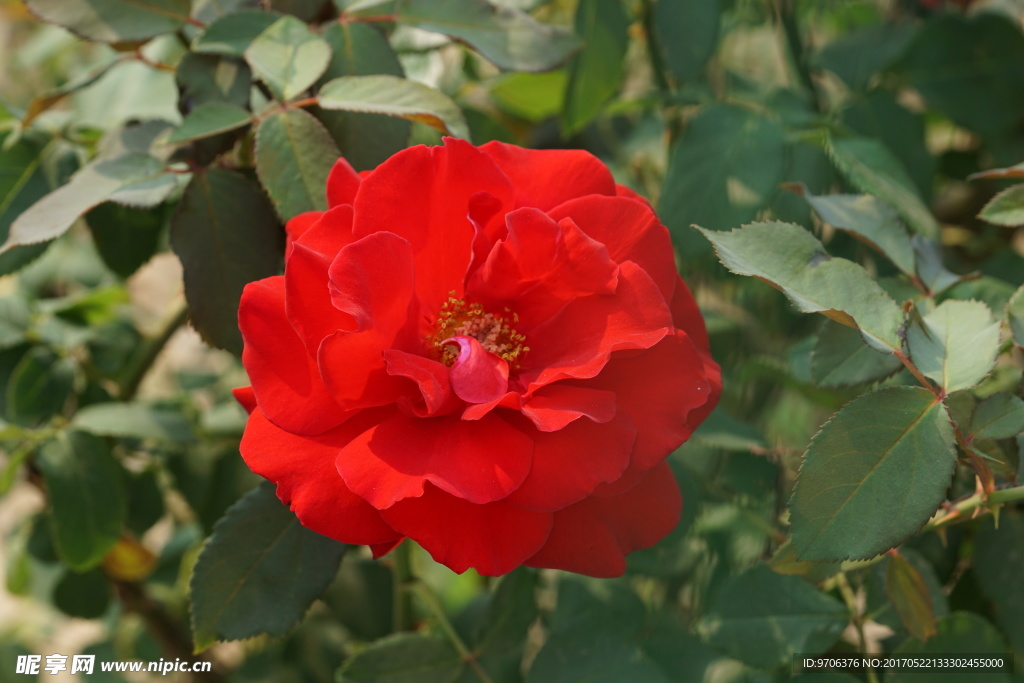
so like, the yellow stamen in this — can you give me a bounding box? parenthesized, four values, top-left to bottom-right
(428, 292, 529, 368)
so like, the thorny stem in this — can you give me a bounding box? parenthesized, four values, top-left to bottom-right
(924, 483, 1024, 532)
(410, 580, 495, 683)
(834, 573, 879, 683)
(118, 302, 190, 401)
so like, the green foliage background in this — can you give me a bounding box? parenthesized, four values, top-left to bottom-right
(1, 0, 1024, 681)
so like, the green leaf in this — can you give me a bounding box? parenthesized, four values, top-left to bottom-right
(190, 483, 347, 651)
(469, 569, 538, 679)
(168, 103, 252, 144)
(245, 15, 332, 101)
(23, 58, 123, 126)
(396, 0, 580, 72)
(697, 565, 848, 670)
(790, 386, 956, 562)
(53, 568, 111, 619)
(786, 184, 915, 275)
(5, 347, 75, 427)
(337, 633, 463, 683)
(25, 0, 192, 43)
(490, 71, 567, 121)
(826, 135, 939, 239)
(696, 222, 904, 353)
(841, 90, 934, 199)
(653, 0, 720, 84)
(169, 169, 283, 356)
(315, 23, 410, 171)
(255, 108, 340, 221)
(906, 299, 1000, 393)
(910, 235, 960, 296)
(969, 392, 1024, 440)
(0, 296, 30, 351)
(885, 552, 937, 642)
(176, 53, 253, 109)
(560, 0, 628, 136)
(2, 153, 167, 254)
(811, 319, 903, 388)
(318, 75, 469, 140)
(888, 613, 1012, 683)
(973, 511, 1024, 658)
(193, 11, 283, 57)
(529, 578, 672, 683)
(901, 13, 1024, 137)
(86, 202, 166, 279)
(0, 133, 56, 275)
(36, 431, 126, 571)
(814, 22, 915, 91)
(661, 105, 785, 249)
(72, 402, 196, 443)
(323, 559, 393, 641)
(1009, 285, 1024, 348)
(979, 185, 1024, 228)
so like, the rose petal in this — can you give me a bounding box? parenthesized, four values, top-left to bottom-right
(548, 195, 677, 302)
(285, 242, 354, 356)
(239, 277, 348, 435)
(380, 484, 553, 576)
(521, 261, 672, 389)
(467, 209, 619, 328)
(479, 141, 616, 211)
(520, 384, 617, 432)
(353, 138, 515, 312)
(284, 211, 321, 259)
(318, 232, 420, 409)
(232, 386, 257, 414)
(240, 408, 401, 545)
(336, 414, 533, 508)
(327, 157, 361, 208)
(590, 331, 717, 472)
(292, 205, 358, 260)
(444, 336, 509, 405)
(503, 411, 635, 512)
(525, 462, 681, 577)
(383, 349, 456, 417)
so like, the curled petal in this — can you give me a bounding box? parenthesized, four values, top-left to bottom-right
(525, 462, 681, 577)
(380, 484, 553, 576)
(444, 336, 509, 405)
(383, 349, 456, 417)
(240, 408, 400, 545)
(239, 277, 347, 435)
(336, 414, 533, 508)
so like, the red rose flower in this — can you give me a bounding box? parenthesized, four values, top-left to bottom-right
(234, 138, 721, 577)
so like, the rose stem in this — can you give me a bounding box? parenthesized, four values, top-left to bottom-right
(410, 580, 495, 683)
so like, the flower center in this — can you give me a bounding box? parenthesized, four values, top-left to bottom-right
(430, 293, 529, 368)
